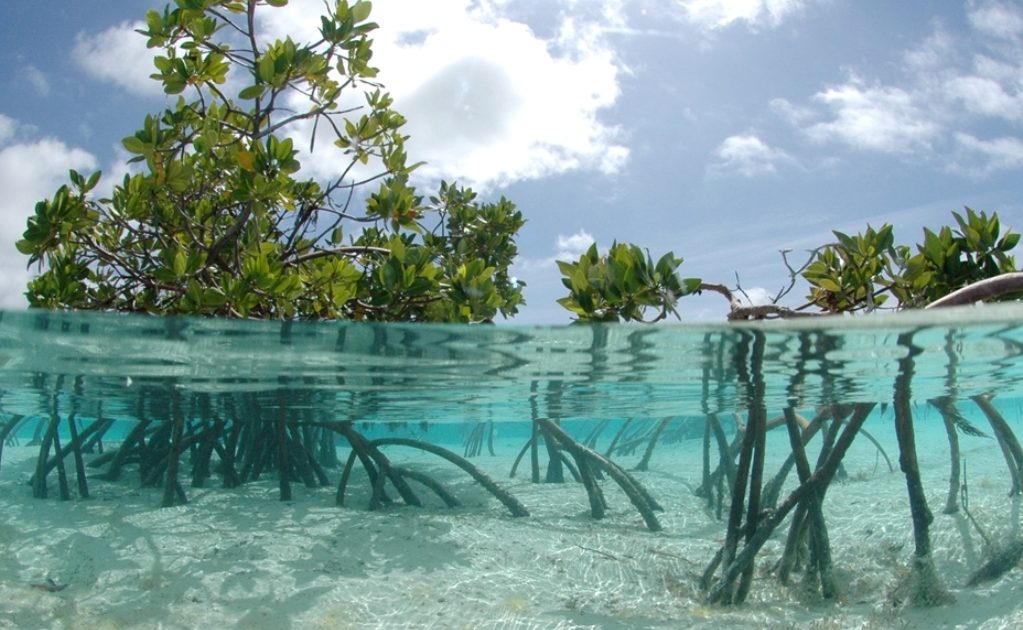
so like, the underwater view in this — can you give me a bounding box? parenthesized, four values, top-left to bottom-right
(2, 305, 1023, 629)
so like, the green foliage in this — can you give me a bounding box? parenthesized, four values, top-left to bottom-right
(556, 243, 701, 322)
(802, 208, 1018, 312)
(555, 208, 1018, 322)
(19, 0, 523, 323)
(803, 224, 900, 313)
(895, 208, 1018, 307)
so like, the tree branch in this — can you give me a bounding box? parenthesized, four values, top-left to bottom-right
(925, 272, 1023, 309)
(698, 282, 824, 321)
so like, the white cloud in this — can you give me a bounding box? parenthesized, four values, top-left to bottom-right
(72, 21, 163, 98)
(945, 75, 1023, 120)
(21, 65, 50, 97)
(903, 28, 958, 71)
(953, 132, 1023, 175)
(513, 229, 596, 277)
(805, 80, 940, 154)
(774, 5, 1023, 176)
(0, 137, 97, 309)
(968, 0, 1023, 39)
(709, 134, 794, 177)
(676, 0, 809, 30)
(769, 98, 815, 126)
(0, 114, 15, 145)
(259, 0, 627, 190)
(741, 286, 775, 305)
(556, 230, 597, 260)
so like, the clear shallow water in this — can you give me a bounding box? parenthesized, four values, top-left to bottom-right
(0, 305, 1021, 426)
(2, 306, 1023, 627)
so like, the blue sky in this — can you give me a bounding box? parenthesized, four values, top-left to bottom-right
(1, 1, 1022, 323)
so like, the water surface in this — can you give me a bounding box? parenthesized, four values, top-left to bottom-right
(0, 305, 1020, 427)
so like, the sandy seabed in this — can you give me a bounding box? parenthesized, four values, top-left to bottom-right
(1, 421, 1022, 629)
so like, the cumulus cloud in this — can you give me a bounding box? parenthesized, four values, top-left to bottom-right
(259, 0, 627, 191)
(709, 134, 795, 177)
(945, 75, 1023, 120)
(72, 21, 163, 98)
(805, 80, 940, 154)
(967, 0, 1023, 39)
(953, 132, 1023, 175)
(903, 28, 958, 71)
(0, 130, 97, 308)
(771, 1, 1023, 176)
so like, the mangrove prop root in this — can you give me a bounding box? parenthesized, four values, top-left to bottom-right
(509, 435, 534, 479)
(933, 397, 962, 513)
(704, 403, 875, 606)
(859, 428, 894, 473)
(735, 397, 768, 604)
(333, 432, 392, 507)
(333, 423, 417, 509)
(583, 418, 611, 448)
(777, 502, 809, 584)
(161, 392, 188, 508)
(464, 422, 485, 458)
(972, 395, 1023, 496)
(190, 420, 219, 488)
(65, 411, 89, 500)
(371, 437, 529, 517)
(782, 407, 835, 598)
(220, 422, 244, 488)
(51, 426, 70, 501)
(275, 392, 291, 502)
(577, 452, 608, 519)
(536, 418, 661, 531)
(530, 419, 541, 484)
(81, 417, 115, 454)
(395, 467, 462, 508)
(894, 332, 952, 607)
(31, 416, 111, 485)
(0, 415, 27, 472)
(966, 539, 1023, 587)
(555, 449, 582, 483)
(696, 413, 737, 502)
(701, 419, 712, 509)
(290, 424, 328, 487)
(538, 421, 606, 519)
(635, 417, 673, 472)
(604, 418, 634, 458)
(717, 406, 758, 605)
(33, 413, 61, 499)
(762, 409, 831, 509)
(543, 422, 565, 483)
(102, 420, 152, 481)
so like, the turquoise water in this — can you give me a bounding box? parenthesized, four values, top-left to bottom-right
(2, 303, 1021, 484)
(3, 305, 1023, 626)
(1, 304, 1021, 430)
(0, 304, 1018, 433)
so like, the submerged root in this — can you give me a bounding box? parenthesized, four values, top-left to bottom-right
(890, 555, 954, 608)
(966, 539, 1023, 587)
(537, 418, 662, 532)
(371, 437, 529, 517)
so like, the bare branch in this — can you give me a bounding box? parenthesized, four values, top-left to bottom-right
(698, 282, 824, 320)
